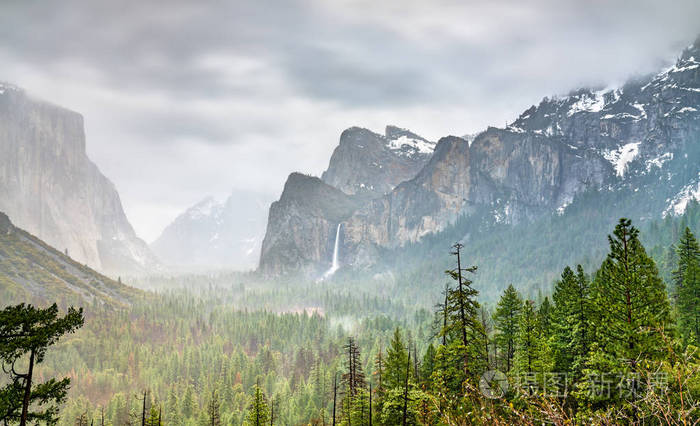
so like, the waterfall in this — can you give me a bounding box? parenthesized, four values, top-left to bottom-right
(321, 223, 342, 280)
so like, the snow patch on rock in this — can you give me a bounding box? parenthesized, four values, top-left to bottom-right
(664, 176, 700, 217)
(567, 90, 606, 117)
(645, 152, 673, 172)
(602, 142, 641, 177)
(387, 135, 436, 155)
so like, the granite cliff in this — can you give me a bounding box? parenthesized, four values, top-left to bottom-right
(0, 84, 157, 274)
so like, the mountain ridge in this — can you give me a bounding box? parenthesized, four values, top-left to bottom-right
(0, 211, 140, 307)
(259, 35, 700, 277)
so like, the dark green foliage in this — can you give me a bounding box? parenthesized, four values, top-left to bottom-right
(551, 265, 592, 376)
(675, 228, 700, 344)
(420, 344, 436, 382)
(537, 297, 553, 339)
(513, 300, 551, 381)
(0, 303, 84, 425)
(589, 218, 671, 369)
(384, 329, 410, 391)
(439, 243, 487, 379)
(493, 284, 523, 372)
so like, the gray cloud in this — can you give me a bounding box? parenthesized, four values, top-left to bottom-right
(1, 0, 699, 240)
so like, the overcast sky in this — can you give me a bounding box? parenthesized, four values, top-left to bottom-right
(1, 0, 699, 241)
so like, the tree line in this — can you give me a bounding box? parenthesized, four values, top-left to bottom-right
(1, 218, 699, 424)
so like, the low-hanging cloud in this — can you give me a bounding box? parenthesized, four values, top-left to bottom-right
(1, 0, 699, 240)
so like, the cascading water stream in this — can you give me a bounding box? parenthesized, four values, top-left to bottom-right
(321, 223, 342, 280)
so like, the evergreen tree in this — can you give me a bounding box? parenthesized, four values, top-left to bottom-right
(341, 337, 366, 397)
(673, 227, 700, 293)
(165, 387, 178, 424)
(340, 337, 367, 424)
(441, 243, 485, 378)
(537, 296, 553, 339)
(145, 405, 160, 426)
(552, 265, 592, 377)
(0, 303, 84, 425)
(675, 228, 700, 343)
(589, 218, 672, 370)
(181, 385, 196, 419)
(245, 383, 270, 426)
(207, 390, 222, 426)
(420, 344, 436, 382)
(384, 329, 410, 390)
(493, 284, 523, 372)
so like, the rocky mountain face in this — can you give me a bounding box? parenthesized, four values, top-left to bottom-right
(0, 211, 139, 307)
(0, 84, 157, 274)
(152, 191, 272, 270)
(260, 38, 700, 277)
(321, 125, 435, 198)
(259, 173, 361, 275)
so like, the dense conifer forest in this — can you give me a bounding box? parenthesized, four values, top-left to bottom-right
(1, 203, 699, 424)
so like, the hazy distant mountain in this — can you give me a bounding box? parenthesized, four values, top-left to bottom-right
(152, 190, 273, 270)
(260, 36, 700, 277)
(0, 211, 139, 307)
(0, 83, 158, 274)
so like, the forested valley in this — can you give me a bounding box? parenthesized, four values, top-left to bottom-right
(2, 203, 700, 425)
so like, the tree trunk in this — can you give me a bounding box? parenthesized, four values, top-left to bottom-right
(402, 350, 411, 426)
(332, 374, 337, 426)
(19, 349, 35, 426)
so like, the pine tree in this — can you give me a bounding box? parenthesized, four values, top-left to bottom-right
(589, 218, 671, 370)
(207, 390, 222, 426)
(493, 284, 523, 372)
(373, 349, 385, 394)
(514, 301, 552, 395)
(341, 337, 366, 397)
(181, 385, 196, 419)
(551, 265, 592, 377)
(675, 228, 700, 343)
(340, 337, 367, 424)
(165, 387, 178, 424)
(384, 329, 410, 390)
(439, 243, 486, 379)
(245, 383, 270, 426)
(420, 344, 436, 381)
(145, 405, 160, 426)
(514, 301, 537, 374)
(673, 227, 700, 293)
(537, 297, 553, 339)
(0, 303, 84, 425)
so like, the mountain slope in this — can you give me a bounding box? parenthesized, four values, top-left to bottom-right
(0, 83, 158, 274)
(0, 211, 140, 307)
(152, 191, 272, 270)
(259, 36, 700, 277)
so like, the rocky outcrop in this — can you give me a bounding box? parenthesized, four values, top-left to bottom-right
(152, 191, 273, 271)
(0, 84, 157, 273)
(259, 173, 361, 275)
(344, 136, 470, 246)
(321, 125, 435, 198)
